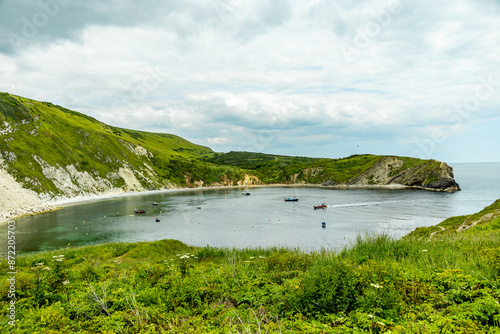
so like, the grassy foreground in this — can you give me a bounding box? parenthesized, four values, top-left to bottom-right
(1, 200, 500, 333)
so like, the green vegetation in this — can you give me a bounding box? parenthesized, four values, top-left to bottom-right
(407, 199, 500, 239)
(204, 153, 388, 185)
(2, 200, 500, 333)
(0, 92, 222, 195)
(0, 91, 453, 197)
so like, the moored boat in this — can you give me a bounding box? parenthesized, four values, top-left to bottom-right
(134, 209, 145, 214)
(284, 188, 298, 201)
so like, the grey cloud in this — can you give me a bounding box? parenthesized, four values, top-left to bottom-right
(0, 0, 294, 55)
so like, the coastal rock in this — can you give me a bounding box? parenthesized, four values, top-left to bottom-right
(389, 161, 460, 192)
(347, 157, 460, 192)
(0, 157, 49, 223)
(348, 156, 404, 186)
(237, 174, 261, 186)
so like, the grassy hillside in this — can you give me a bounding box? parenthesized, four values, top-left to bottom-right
(1, 92, 457, 199)
(203, 152, 440, 186)
(407, 199, 500, 239)
(0, 92, 234, 195)
(1, 200, 500, 333)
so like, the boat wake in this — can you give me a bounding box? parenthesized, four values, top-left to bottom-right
(329, 202, 383, 208)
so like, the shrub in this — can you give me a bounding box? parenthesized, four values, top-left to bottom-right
(289, 258, 357, 317)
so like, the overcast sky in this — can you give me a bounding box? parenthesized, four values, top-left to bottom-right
(1, 0, 499, 163)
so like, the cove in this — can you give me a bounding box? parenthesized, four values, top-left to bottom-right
(2, 162, 499, 255)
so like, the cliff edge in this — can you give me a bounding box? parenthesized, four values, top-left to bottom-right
(346, 156, 460, 192)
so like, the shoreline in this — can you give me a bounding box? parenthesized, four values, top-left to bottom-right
(0, 183, 421, 224)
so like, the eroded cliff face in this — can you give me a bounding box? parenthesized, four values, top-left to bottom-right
(347, 156, 460, 192)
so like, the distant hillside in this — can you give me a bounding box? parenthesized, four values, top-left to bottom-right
(0, 92, 459, 204)
(203, 151, 460, 192)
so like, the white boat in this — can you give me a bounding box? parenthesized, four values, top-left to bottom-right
(243, 187, 251, 195)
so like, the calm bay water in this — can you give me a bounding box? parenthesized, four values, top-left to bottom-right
(2, 162, 499, 254)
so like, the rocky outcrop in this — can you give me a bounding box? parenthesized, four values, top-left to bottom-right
(347, 156, 460, 192)
(237, 174, 261, 186)
(389, 161, 460, 192)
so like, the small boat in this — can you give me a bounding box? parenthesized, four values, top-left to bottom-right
(134, 209, 145, 214)
(242, 188, 251, 195)
(152, 202, 158, 206)
(322, 222, 326, 228)
(284, 187, 298, 201)
(314, 203, 327, 209)
(155, 218, 160, 222)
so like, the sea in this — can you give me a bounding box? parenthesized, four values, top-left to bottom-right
(1, 162, 499, 255)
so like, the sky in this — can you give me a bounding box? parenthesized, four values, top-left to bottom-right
(0, 0, 499, 163)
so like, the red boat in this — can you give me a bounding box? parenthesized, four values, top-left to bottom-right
(134, 209, 145, 214)
(314, 203, 327, 209)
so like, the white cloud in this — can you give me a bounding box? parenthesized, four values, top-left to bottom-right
(0, 0, 499, 162)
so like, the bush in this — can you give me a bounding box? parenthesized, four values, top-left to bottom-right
(289, 258, 357, 317)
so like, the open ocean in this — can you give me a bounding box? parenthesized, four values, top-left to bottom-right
(2, 162, 499, 254)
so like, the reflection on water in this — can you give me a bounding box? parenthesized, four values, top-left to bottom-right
(1, 162, 499, 254)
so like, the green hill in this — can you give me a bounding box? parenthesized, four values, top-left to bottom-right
(0, 92, 459, 202)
